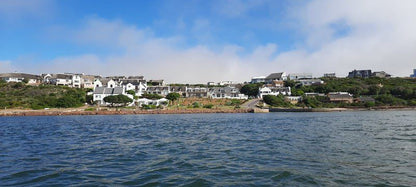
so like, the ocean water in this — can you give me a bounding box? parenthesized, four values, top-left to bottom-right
(0, 111, 415, 186)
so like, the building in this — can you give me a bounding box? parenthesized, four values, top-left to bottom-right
(372, 71, 391, 78)
(285, 96, 302, 104)
(410, 69, 416, 78)
(185, 86, 208, 98)
(288, 73, 312, 80)
(298, 79, 324, 86)
(93, 87, 130, 105)
(251, 76, 266, 83)
(258, 86, 291, 99)
(208, 86, 248, 99)
(304, 93, 325, 97)
(169, 86, 187, 97)
(324, 73, 336, 78)
(0, 73, 42, 85)
(347, 70, 372, 78)
(137, 98, 169, 107)
(265, 72, 287, 83)
(328, 92, 353, 103)
(148, 80, 165, 86)
(146, 86, 170, 96)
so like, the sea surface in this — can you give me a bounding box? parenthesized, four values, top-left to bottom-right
(1, 111, 415, 186)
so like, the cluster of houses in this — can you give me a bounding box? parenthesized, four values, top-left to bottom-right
(0, 68, 411, 107)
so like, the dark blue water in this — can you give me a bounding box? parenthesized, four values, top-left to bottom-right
(1, 111, 415, 186)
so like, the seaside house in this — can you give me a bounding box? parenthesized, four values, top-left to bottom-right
(298, 79, 324, 86)
(347, 70, 372, 78)
(146, 86, 170, 96)
(0, 73, 42, 85)
(208, 86, 248, 99)
(92, 87, 133, 105)
(285, 96, 302, 104)
(410, 69, 416, 78)
(264, 72, 287, 83)
(258, 86, 291, 99)
(304, 93, 326, 97)
(250, 76, 266, 83)
(136, 98, 169, 107)
(169, 86, 187, 97)
(288, 73, 313, 80)
(372, 71, 391, 78)
(185, 86, 208, 98)
(324, 73, 336, 78)
(121, 79, 147, 97)
(328, 92, 353, 103)
(148, 79, 165, 86)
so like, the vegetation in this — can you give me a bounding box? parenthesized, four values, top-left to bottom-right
(0, 82, 87, 109)
(140, 93, 163, 100)
(166, 92, 181, 103)
(203, 104, 214, 108)
(262, 95, 291, 107)
(240, 83, 262, 97)
(289, 77, 416, 108)
(103, 94, 133, 107)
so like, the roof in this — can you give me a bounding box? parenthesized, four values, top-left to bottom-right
(54, 74, 72, 79)
(266, 72, 284, 79)
(93, 87, 124, 95)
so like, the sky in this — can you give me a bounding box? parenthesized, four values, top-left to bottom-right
(0, 0, 415, 83)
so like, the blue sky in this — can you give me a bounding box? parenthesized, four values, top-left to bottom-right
(1, 0, 415, 83)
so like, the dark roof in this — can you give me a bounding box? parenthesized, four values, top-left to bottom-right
(93, 87, 124, 95)
(54, 74, 72, 79)
(266, 72, 284, 79)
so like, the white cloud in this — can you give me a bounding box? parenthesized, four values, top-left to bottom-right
(277, 0, 416, 77)
(0, 0, 53, 22)
(6, 0, 416, 82)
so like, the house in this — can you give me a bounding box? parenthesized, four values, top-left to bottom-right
(48, 74, 73, 86)
(185, 86, 208, 98)
(258, 86, 291, 99)
(208, 86, 248, 99)
(218, 81, 235, 86)
(298, 79, 324, 86)
(324, 73, 336, 78)
(372, 71, 391, 78)
(146, 86, 170, 96)
(265, 72, 287, 83)
(347, 70, 372, 78)
(93, 87, 131, 105)
(328, 92, 353, 103)
(81, 75, 99, 88)
(251, 76, 266, 83)
(288, 73, 312, 80)
(170, 86, 187, 97)
(137, 98, 169, 107)
(411, 69, 416, 78)
(71, 74, 82, 88)
(304, 93, 325, 97)
(148, 79, 165, 86)
(354, 96, 375, 103)
(207, 82, 216, 86)
(0, 73, 42, 85)
(121, 79, 147, 96)
(285, 96, 302, 104)
(265, 80, 284, 87)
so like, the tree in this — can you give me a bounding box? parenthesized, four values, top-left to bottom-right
(166, 92, 181, 103)
(126, 90, 136, 95)
(240, 83, 262, 97)
(141, 93, 163, 100)
(103, 94, 133, 107)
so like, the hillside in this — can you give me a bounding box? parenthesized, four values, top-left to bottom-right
(0, 81, 88, 109)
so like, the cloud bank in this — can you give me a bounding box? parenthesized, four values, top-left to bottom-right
(1, 0, 416, 83)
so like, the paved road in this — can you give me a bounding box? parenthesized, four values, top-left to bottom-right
(242, 98, 260, 109)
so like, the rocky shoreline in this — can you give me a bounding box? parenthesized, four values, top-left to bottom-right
(0, 108, 253, 117)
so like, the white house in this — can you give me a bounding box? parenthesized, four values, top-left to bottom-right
(251, 76, 266, 83)
(209, 86, 248, 99)
(93, 87, 133, 106)
(136, 98, 169, 107)
(298, 79, 324, 86)
(258, 86, 291, 99)
(288, 73, 313, 80)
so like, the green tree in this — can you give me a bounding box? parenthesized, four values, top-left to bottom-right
(141, 93, 163, 100)
(126, 90, 136, 95)
(166, 92, 181, 103)
(240, 83, 262, 97)
(103, 94, 133, 107)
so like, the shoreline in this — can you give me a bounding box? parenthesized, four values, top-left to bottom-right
(0, 106, 415, 117)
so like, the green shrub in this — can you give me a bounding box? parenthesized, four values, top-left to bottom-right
(203, 104, 214, 108)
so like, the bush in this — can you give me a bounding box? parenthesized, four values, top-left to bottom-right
(203, 104, 214, 108)
(141, 104, 157, 109)
(141, 93, 163, 100)
(192, 102, 200, 108)
(103, 94, 133, 106)
(263, 95, 291, 107)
